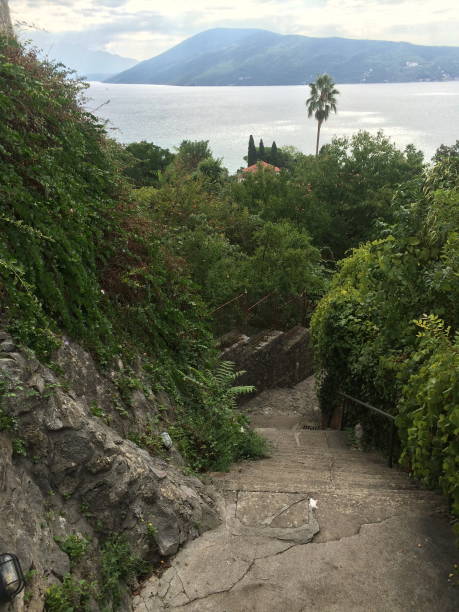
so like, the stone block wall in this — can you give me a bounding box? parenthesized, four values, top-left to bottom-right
(221, 326, 313, 401)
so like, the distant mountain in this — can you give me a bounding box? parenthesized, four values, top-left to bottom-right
(22, 31, 137, 81)
(107, 28, 459, 85)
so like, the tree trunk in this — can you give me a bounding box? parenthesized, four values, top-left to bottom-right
(0, 0, 13, 37)
(315, 120, 322, 156)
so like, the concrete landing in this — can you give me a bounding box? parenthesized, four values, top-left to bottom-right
(133, 377, 458, 612)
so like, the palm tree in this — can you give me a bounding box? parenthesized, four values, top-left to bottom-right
(306, 74, 339, 156)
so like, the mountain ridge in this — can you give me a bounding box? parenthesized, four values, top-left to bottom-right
(107, 27, 459, 85)
(21, 31, 137, 81)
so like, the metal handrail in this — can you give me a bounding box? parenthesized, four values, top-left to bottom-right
(210, 292, 246, 314)
(338, 392, 396, 468)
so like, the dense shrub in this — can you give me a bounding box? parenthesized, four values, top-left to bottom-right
(0, 37, 265, 473)
(231, 131, 425, 258)
(172, 361, 268, 472)
(122, 140, 174, 187)
(0, 37, 120, 355)
(397, 315, 459, 517)
(311, 143, 459, 513)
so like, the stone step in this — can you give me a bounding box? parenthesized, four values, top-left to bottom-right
(254, 450, 390, 463)
(227, 466, 418, 489)
(212, 472, 422, 492)
(257, 451, 392, 468)
(232, 451, 400, 468)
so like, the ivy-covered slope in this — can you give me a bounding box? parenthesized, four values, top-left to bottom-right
(0, 37, 265, 473)
(311, 144, 459, 519)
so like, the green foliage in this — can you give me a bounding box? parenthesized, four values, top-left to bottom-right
(311, 146, 459, 513)
(0, 37, 119, 357)
(0, 375, 16, 432)
(304, 131, 425, 256)
(174, 139, 213, 174)
(269, 141, 279, 166)
(146, 522, 157, 538)
(172, 361, 268, 472)
(99, 534, 148, 609)
(196, 156, 227, 192)
(0, 39, 272, 494)
(306, 74, 339, 155)
(0, 373, 28, 456)
(397, 316, 459, 514)
(90, 401, 107, 420)
(11, 437, 27, 456)
(122, 141, 174, 187)
(45, 533, 150, 611)
(258, 138, 266, 161)
(45, 575, 94, 612)
(127, 420, 164, 456)
(0, 38, 218, 371)
(55, 534, 90, 568)
(233, 131, 424, 259)
(247, 134, 257, 166)
(245, 221, 324, 297)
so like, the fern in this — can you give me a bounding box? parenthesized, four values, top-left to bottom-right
(182, 361, 254, 398)
(173, 360, 265, 471)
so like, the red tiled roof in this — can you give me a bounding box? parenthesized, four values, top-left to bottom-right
(243, 161, 281, 173)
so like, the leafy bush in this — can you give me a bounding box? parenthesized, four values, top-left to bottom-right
(0, 36, 119, 357)
(311, 144, 459, 514)
(397, 315, 459, 516)
(45, 575, 94, 611)
(172, 361, 268, 472)
(99, 534, 148, 609)
(55, 534, 90, 568)
(231, 131, 425, 259)
(123, 141, 174, 187)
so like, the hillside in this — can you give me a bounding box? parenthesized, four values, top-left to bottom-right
(21, 30, 137, 81)
(107, 27, 459, 85)
(1, 24, 458, 609)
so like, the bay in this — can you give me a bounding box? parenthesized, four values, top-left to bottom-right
(85, 81, 459, 172)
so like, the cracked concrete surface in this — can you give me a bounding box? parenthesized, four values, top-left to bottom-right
(133, 377, 458, 612)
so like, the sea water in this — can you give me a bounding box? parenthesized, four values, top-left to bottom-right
(85, 81, 459, 172)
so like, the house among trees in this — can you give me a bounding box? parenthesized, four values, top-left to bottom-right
(242, 160, 281, 175)
(243, 135, 282, 177)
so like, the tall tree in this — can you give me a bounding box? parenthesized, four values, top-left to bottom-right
(124, 141, 174, 187)
(174, 140, 212, 173)
(248, 135, 257, 166)
(306, 74, 339, 156)
(270, 141, 279, 166)
(259, 139, 266, 162)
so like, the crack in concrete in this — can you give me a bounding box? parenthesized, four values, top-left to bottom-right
(254, 541, 301, 561)
(234, 489, 240, 521)
(175, 570, 190, 601)
(172, 559, 256, 609)
(220, 487, 318, 495)
(311, 515, 398, 544)
(262, 496, 308, 526)
(329, 456, 336, 489)
(161, 567, 177, 602)
(160, 547, 298, 609)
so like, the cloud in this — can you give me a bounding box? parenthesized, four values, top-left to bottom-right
(11, 0, 458, 60)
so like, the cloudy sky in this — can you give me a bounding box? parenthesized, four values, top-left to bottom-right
(10, 0, 459, 60)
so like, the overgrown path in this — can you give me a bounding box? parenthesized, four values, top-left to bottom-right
(134, 378, 458, 611)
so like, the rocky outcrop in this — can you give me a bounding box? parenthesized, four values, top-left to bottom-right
(0, 333, 219, 610)
(221, 326, 313, 400)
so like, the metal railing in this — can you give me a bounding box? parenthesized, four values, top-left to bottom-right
(211, 290, 310, 327)
(338, 392, 396, 468)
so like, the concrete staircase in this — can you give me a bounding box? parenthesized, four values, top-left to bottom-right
(133, 378, 458, 612)
(212, 416, 448, 545)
